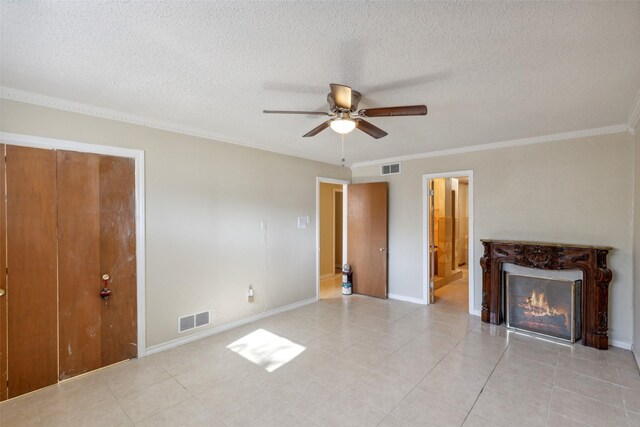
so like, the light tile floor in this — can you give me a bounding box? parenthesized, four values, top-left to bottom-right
(434, 265, 469, 311)
(2, 295, 639, 426)
(320, 274, 343, 299)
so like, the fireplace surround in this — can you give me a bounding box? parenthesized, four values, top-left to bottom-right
(480, 240, 612, 349)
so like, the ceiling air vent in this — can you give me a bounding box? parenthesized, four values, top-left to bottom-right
(381, 163, 401, 176)
(178, 310, 211, 333)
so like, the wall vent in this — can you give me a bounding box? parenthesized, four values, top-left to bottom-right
(178, 310, 211, 333)
(380, 163, 401, 176)
(195, 311, 210, 327)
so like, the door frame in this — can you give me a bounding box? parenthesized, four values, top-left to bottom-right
(0, 132, 147, 357)
(422, 170, 476, 315)
(316, 177, 349, 300)
(332, 187, 343, 273)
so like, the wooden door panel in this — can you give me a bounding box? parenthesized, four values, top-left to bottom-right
(6, 145, 58, 397)
(57, 151, 102, 380)
(0, 144, 6, 401)
(347, 183, 388, 298)
(100, 155, 137, 365)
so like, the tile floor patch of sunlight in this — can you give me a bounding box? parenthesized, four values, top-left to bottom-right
(226, 328, 305, 372)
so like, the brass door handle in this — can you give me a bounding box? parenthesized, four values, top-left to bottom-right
(100, 274, 111, 300)
(0, 289, 4, 297)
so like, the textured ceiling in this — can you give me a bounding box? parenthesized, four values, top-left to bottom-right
(1, 1, 639, 165)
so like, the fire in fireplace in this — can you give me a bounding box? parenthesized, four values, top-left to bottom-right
(505, 273, 582, 342)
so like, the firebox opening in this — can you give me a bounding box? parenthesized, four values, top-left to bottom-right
(505, 273, 582, 343)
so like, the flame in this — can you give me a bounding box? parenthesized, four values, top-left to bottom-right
(518, 290, 569, 331)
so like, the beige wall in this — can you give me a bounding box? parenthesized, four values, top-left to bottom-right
(353, 132, 635, 346)
(0, 100, 351, 348)
(319, 183, 343, 276)
(634, 123, 640, 359)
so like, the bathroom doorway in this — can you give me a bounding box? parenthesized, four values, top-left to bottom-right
(423, 171, 474, 313)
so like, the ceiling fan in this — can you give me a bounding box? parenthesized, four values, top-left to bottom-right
(263, 83, 428, 139)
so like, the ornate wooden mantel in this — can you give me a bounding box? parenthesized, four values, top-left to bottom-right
(480, 240, 613, 349)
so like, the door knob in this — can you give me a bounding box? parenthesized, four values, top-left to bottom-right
(100, 274, 111, 300)
(380, 248, 386, 252)
(0, 289, 4, 297)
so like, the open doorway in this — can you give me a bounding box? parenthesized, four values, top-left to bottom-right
(316, 178, 348, 300)
(423, 171, 474, 313)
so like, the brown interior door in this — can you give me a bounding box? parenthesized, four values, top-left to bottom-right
(0, 144, 6, 401)
(58, 151, 137, 379)
(58, 151, 102, 379)
(6, 145, 58, 398)
(99, 155, 137, 366)
(347, 182, 388, 298)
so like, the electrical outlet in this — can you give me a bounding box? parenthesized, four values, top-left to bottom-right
(248, 285, 254, 303)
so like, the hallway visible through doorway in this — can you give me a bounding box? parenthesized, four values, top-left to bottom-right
(318, 181, 346, 299)
(424, 173, 472, 312)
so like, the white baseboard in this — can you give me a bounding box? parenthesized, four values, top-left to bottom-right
(609, 339, 632, 350)
(388, 293, 428, 305)
(634, 346, 640, 370)
(145, 297, 317, 356)
(470, 309, 482, 317)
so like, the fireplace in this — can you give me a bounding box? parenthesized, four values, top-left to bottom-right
(480, 240, 612, 349)
(505, 273, 582, 343)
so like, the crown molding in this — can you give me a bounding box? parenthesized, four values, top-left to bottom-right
(2, 86, 635, 170)
(0, 86, 343, 166)
(350, 124, 631, 168)
(627, 88, 640, 133)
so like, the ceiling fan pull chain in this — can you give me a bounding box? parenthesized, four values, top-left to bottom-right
(341, 134, 346, 167)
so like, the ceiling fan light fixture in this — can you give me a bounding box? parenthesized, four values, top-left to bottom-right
(330, 118, 356, 134)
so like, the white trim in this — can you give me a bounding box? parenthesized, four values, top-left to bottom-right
(352, 125, 630, 168)
(0, 131, 147, 358)
(388, 293, 427, 305)
(331, 187, 343, 275)
(145, 297, 317, 356)
(634, 347, 640, 370)
(316, 177, 350, 300)
(609, 339, 632, 350)
(470, 309, 481, 317)
(342, 185, 348, 269)
(628, 88, 640, 132)
(422, 170, 475, 316)
(0, 86, 343, 166)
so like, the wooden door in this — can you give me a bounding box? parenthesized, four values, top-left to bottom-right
(6, 145, 58, 398)
(57, 151, 137, 379)
(99, 155, 137, 366)
(58, 151, 102, 379)
(0, 145, 6, 401)
(347, 182, 388, 298)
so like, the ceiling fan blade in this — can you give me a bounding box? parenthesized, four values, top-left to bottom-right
(355, 119, 388, 139)
(303, 120, 332, 137)
(263, 110, 330, 116)
(358, 105, 428, 117)
(330, 83, 352, 110)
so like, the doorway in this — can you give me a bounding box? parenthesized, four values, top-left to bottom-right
(317, 180, 347, 299)
(423, 171, 474, 313)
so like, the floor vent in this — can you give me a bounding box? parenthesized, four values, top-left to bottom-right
(178, 310, 211, 333)
(381, 163, 401, 176)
